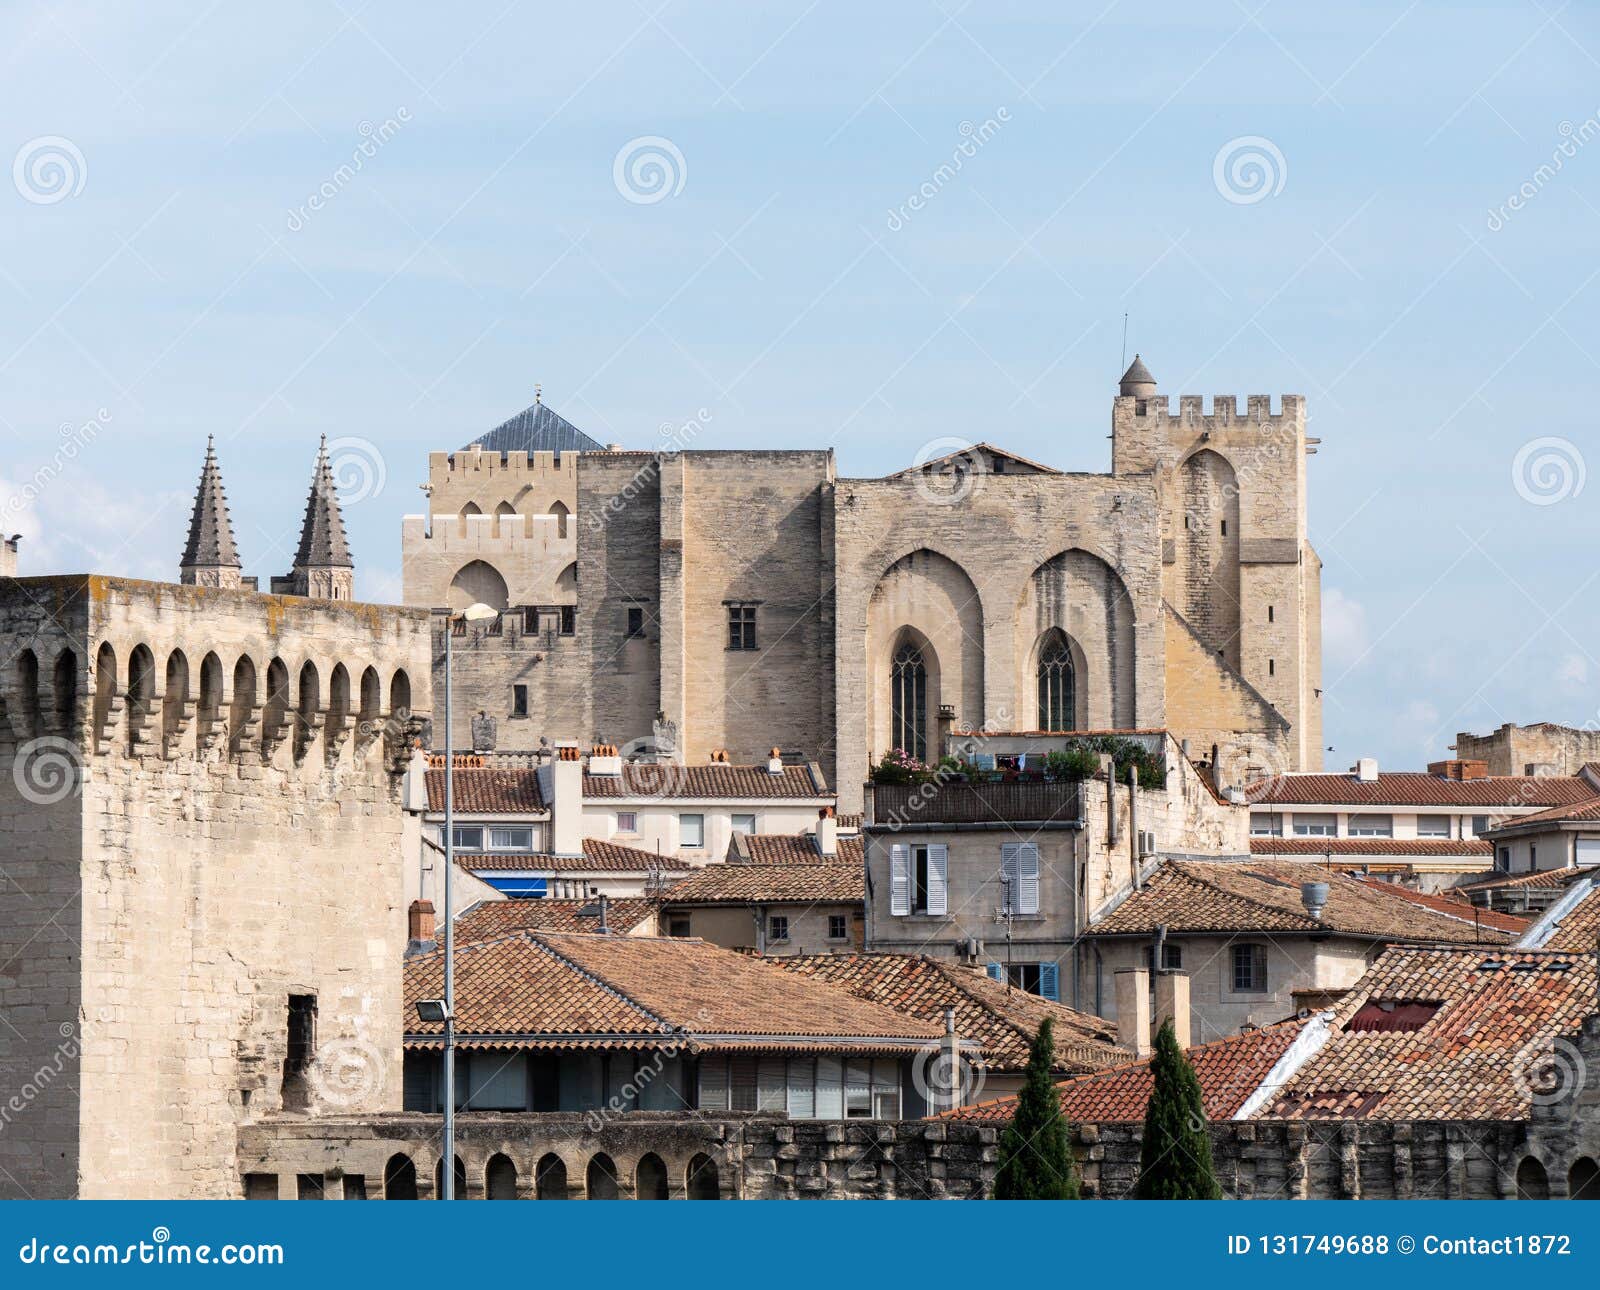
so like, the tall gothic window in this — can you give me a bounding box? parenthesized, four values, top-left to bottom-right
(891, 642, 928, 761)
(1037, 632, 1075, 731)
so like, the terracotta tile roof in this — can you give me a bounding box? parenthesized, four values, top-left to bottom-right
(732, 831, 863, 866)
(660, 864, 864, 906)
(451, 898, 657, 943)
(1088, 860, 1516, 944)
(948, 1020, 1306, 1124)
(583, 762, 831, 800)
(1250, 837, 1493, 858)
(1459, 866, 1582, 893)
(406, 932, 945, 1051)
(425, 767, 546, 813)
(1360, 880, 1529, 935)
(1264, 946, 1597, 1120)
(463, 837, 690, 873)
(1243, 771, 1592, 808)
(1523, 881, 1600, 953)
(773, 954, 1129, 1075)
(1486, 795, 1600, 832)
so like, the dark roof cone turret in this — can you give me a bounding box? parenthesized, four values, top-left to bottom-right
(179, 435, 243, 588)
(275, 436, 355, 600)
(1118, 353, 1157, 398)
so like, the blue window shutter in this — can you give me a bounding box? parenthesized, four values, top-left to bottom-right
(986, 962, 1004, 982)
(1039, 962, 1059, 1001)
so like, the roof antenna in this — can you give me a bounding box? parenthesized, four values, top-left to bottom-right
(534, 382, 542, 405)
(1120, 313, 1129, 370)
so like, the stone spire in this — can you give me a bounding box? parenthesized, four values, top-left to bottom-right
(180, 435, 243, 589)
(1119, 353, 1157, 398)
(279, 436, 354, 601)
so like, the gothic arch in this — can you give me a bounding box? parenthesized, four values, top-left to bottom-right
(1174, 447, 1241, 670)
(549, 500, 570, 540)
(686, 1152, 720, 1200)
(93, 641, 117, 746)
(456, 500, 482, 537)
(449, 559, 510, 611)
(493, 500, 517, 538)
(1015, 550, 1136, 730)
(867, 549, 983, 761)
(635, 1153, 668, 1200)
(162, 649, 190, 750)
(586, 1153, 620, 1199)
(51, 648, 77, 733)
(554, 562, 577, 604)
(1030, 627, 1085, 731)
(536, 1153, 568, 1199)
(485, 1153, 517, 1199)
(14, 648, 40, 737)
(383, 1153, 417, 1200)
(1515, 1156, 1550, 1199)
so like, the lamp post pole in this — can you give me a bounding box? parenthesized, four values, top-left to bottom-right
(442, 613, 456, 1200)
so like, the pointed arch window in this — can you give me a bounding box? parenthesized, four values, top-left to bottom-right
(1037, 632, 1075, 731)
(891, 642, 928, 761)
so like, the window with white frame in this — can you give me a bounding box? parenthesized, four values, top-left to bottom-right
(488, 826, 533, 851)
(698, 1054, 899, 1120)
(680, 814, 705, 849)
(1347, 814, 1393, 838)
(999, 843, 1040, 915)
(450, 826, 483, 851)
(1250, 812, 1283, 837)
(731, 813, 756, 835)
(1416, 814, 1451, 838)
(1231, 943, 1268, 993)
(615, 811, 637, 833)
(889, 843, 946, 916)
(1291, 813, 1336, 837)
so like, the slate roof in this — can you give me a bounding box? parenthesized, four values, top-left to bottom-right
(774, 954, 1129, 1075)
(948, 1020, 1306, 1123)
(404, 931, 945, 1052)
(291, 436, 353, 569)
(463, 837, 690, 873)
(1087, 860, 1516, 944)
(1243, 772, 1592, 808)
(1520, 880, 1600, 952)
(661, 864, 864, 906)
(731, 831, 863, 866)
(180, 436, 241, 570)
(463, 398, 603, 456)
(426, 767, 547, 813)
(1249, 837, 1493, 858)
(1119, 354, 1155, 387)
(451, 898, 657, 943)
(584, 762, 831, 800)
(1262, 947, 1596, 1120)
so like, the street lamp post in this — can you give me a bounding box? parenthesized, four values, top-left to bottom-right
(438, 601, 497, 1200)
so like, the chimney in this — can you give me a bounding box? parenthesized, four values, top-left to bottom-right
(405, 899, 437, 957)
(402, 743, 430, 812)
(767, 746, 783, 775)
(0, 534, 19, 577)
(588, 743, 622, 776)
(816, 806, 838, 858)
(1354, 757, 1379, 783)
(940, 1005, 963, 1112)
(597, 893, 610, 934)
(538, 746, 584, 856)
(1114, 968, 1152, 1058)
(1154, 970, 1191, 1049)
(1301, 880, 1329, 922)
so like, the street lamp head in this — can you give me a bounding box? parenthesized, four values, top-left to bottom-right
(415, 999, 451, 1024)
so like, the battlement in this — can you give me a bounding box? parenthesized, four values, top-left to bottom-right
(0, 575, 431, 779)
(428, 447, 580, 485)
(1117, 393, 1305, 427)
(402, 511, 574, 551)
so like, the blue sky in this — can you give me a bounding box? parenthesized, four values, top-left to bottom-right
(3, 1, 1598, 769)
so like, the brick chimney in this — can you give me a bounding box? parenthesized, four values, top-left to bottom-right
(1114, 968, 1151, 1058)
(767, 746, 783, 775)
(1154, 969, 1191, 1049)
(816, 806, 838, 858)
(406, 899, 437, 957)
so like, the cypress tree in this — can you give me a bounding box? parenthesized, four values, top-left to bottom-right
(1134, 1017, 1221, 1199)
(992, 1018, 1080, 1199)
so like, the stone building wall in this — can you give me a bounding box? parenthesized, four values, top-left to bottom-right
(0, 576, 430, 1199)
(1454, 722, 1600, 778)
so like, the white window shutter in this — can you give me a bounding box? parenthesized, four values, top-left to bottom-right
(1018, 843, 1040, 915)
(926, 844, 948, 916)
(889, 845, 910, 916)
(1000, 843, 1019, 911)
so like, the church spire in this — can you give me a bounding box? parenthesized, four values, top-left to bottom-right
(280, 436, 354, 601)
(179, 435, 243, 589)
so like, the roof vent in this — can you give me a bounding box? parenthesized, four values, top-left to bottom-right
(1301, 881, 1329, 921)
(1354, 757, 1379, 783)
(767, 747, 783, 774)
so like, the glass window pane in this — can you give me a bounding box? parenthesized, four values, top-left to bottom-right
(787, 1057, 816, 1119)
(816, 1057, 843, 1118)
(680, 814, 704, 848)
(844, 1060, 871, 1117)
